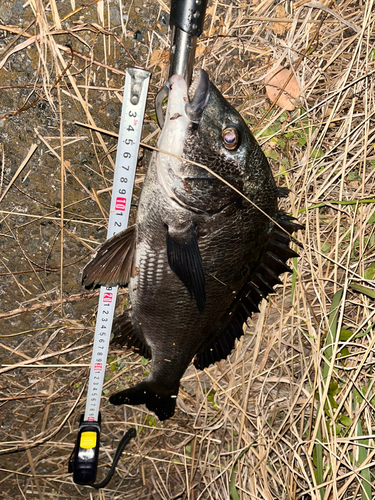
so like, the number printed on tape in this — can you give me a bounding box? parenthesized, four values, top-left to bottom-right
(83, 68, 150, 422)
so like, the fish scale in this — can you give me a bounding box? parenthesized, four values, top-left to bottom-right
(83, 69, 302, 421)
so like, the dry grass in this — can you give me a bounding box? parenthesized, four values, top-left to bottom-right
(0, 0, 374, 499)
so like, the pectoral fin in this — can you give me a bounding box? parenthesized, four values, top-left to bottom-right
(166, 224, 206, 314)
(82, 225, 137, 289)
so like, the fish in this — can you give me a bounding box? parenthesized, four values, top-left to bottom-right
(82, 69, 301, 421)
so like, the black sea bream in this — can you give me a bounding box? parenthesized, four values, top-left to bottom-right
(83, 69, 301, 420)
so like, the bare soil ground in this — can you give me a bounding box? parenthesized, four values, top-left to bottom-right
(0, 0, 374, 499)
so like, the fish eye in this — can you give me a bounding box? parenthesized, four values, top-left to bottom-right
(222, 127, 239, 150)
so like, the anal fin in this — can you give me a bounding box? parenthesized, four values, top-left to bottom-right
(194, 297, 249, 370)
(167, 224, 206, 314)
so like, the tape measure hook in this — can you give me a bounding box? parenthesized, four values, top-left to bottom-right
(128, 67, 150, 105)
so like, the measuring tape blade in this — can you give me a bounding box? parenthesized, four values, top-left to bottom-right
(84, 67, 150, 423)
(72, 67, 150, 486)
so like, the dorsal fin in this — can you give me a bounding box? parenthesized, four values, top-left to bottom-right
(194, 212, 301, 370)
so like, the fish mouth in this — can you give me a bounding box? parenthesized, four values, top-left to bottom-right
(155, 70, 210, 128)
(186, 69, 210, 123)
(155, 70, 211, 215)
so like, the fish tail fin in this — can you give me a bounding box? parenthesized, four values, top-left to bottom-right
(109, 380, 178, 421)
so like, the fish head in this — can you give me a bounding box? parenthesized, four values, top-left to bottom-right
(157, 69, 277, 215)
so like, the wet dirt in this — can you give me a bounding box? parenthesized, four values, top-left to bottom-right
(0, 1, 168, 498)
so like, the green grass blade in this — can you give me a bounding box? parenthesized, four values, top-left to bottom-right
(230, 445, 251, 500)
(313, 426, 324, 500)
(314, 289, 343, 499)
(357, 419, 371, 500)
(298, 198, 375, 214)
(291, 256, 297, 302)
(349, 283, 375, 299)
(323, 289, 343, 380)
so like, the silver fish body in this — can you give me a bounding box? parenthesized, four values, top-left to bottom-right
(83, 70, 300, 420)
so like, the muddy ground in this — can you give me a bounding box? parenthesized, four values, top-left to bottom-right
(1, 1, 374, 499)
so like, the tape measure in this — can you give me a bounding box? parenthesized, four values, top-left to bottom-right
(71, 67, 150, 486)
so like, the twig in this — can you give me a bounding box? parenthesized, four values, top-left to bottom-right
(0, 144, 38, 203)
(0, 343, 91, 375)
(22, 431, 43, 500)
(0, 384, 86, 455)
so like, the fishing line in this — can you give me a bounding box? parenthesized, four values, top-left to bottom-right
(75, 119, 301, 238)
(143, 144, 375, 286)
(75, 119, 375, 286)
(138, 142, 301, 240)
